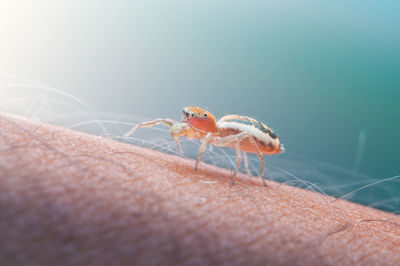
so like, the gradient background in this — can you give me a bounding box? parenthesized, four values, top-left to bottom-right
(1, 1, 399, 209)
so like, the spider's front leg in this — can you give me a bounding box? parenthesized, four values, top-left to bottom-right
(242, 151, 252, 176)
(194, 132, 214, 171)
(124, 119, 176, 137)
(124, 118, 187, 153)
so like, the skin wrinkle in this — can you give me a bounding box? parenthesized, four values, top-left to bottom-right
(1, 113, 400, 265)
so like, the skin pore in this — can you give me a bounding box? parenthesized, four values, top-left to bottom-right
(0, 112, 399, 265)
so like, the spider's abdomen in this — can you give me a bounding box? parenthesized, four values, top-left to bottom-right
(217, 115, 283, 155)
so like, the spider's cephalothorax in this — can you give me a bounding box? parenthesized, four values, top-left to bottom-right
(182, 107, 219, 134)
(125, 107, 283, 186)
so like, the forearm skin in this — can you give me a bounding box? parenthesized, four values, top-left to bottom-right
(0, 112, 399, 265)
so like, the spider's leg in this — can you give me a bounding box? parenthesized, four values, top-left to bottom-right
(212, 132, 248, 185)
(242, 151, 252, 176)
(195, 132, 213, 170)
(125, 119, 188, 153)
(258, 153, 266, 187)
(124, 119, 176, 137)
(172, 136, 183, 154)
(232, 139, 242, 185)
(248, 135, 267, 187)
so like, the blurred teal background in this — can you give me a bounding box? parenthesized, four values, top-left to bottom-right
(0, 1, 399, 208)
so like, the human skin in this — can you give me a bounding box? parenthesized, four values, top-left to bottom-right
(0, 112, 399, 265)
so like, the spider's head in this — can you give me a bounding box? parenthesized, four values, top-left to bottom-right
(182, 107, 219, 133)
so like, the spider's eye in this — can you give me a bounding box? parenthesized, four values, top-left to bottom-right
(191, 113, 194, 117)
(204, 113, 207, 117)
